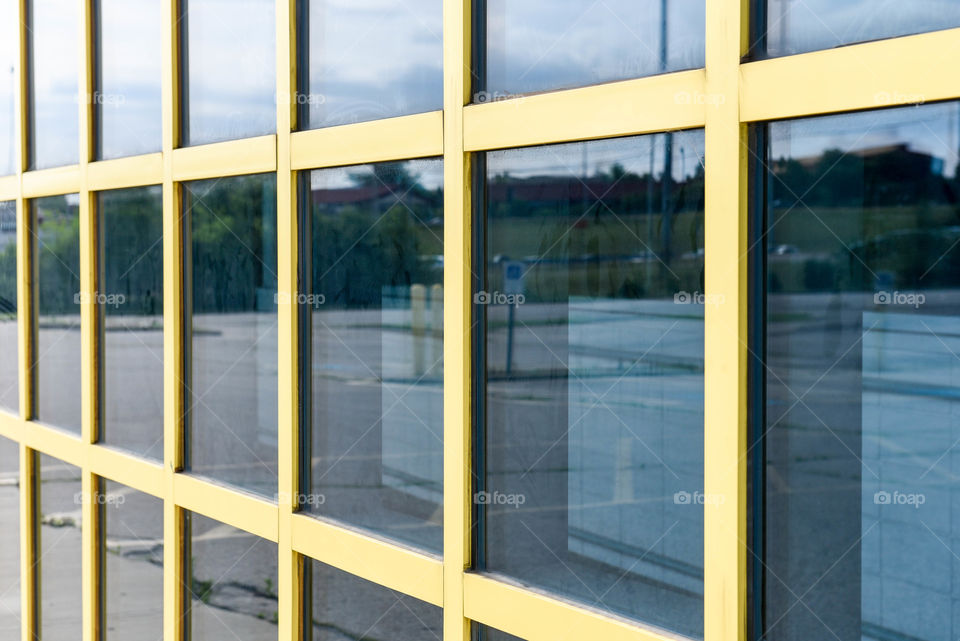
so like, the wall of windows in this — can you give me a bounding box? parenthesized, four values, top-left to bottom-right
(0, 0, 957, 640)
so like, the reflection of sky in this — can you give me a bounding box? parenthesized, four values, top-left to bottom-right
(487, 130, 706, 183)
(0, 2, 16, 176)
(766, 0, 960, 56)
(32, 0, 79, 169)
(307, 0, 442, 129)
(99, 0, 162, 159)
(485, 0, 705, 97)
(309, 158, 443, 190)
(184, 0, 276, 145)
(772, 102, 960, 178)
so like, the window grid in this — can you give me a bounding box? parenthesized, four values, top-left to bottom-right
(0, 0, 956, 640)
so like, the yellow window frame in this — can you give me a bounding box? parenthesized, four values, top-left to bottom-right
(0, 0, 957, 640)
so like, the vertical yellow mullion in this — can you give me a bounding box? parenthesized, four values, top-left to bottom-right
(78, 0, 102, 639)
(703, 1, 750, 641)
(276, 0, 302, 640)
(442, 0, 471, 639)
(19, 445, 38, 641)
(162, 0, 186, 640)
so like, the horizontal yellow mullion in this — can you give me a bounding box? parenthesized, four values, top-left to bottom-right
(741, 27, 960, 122)
(290, 512, 443, 607)
(290, 111, 444, 170)
(0, 416, 86, 468)
(171, 135, 277, 182)
(463, 573, 683, 641)
(0, 175, 17, 200)
(87, 153, 163, 192)
(172, 473, 279, 541)
(22, 165, 82, 198)
(464, 69, 707, 152)
(87, 445, 165, 498)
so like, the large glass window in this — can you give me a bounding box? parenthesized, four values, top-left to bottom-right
(29, 0, 80, 169)
(96, 0, 162, 159)
(301, 0, 442, 129)
(181, 0, 276, 146)
(479, 0, 705, 100)
(758, 102, 960, 641)
(186, 512, 278, 640)
(34, 195, 82, 433)
(478, 133, 706, 637)
(303, 159, 444, 553)
(760, 0, 960, 57)
(0, 1, 17, 176)
(39, 455, 82, 641)
(185, 174, 278, 497)
(310, 561, 443, 640)
(104, 480, 164, 641)
(0, 437, 19, 638)
(0, 200, 17, 413)
(100, 186, 164, 460)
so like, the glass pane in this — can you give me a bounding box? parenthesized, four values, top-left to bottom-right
(305, 159, 444, 553)
(40, 455, 82, 641)
(30, 0, 79, 169)
(474, 625, 524, 641)
(762, 0, 960, 57)
(0, 437, 19, 638)
(302, 0, 442, 129)
(96, 0, 162, 159)
(481, 0, 705, 99)
(35, 195, 81, 433)
(100, 186, 163, 459)
(0, 1, 18, 176)
(185, 174, 278, 497)
(104, 480, 163, 641)
(761, 102, 960, 641)
(480, 133, 706, 637)
(187, 512, 278, 640)
(0, 201, 17, 413)
(310, 560, 443, 640)
(181, 0, 276, 146)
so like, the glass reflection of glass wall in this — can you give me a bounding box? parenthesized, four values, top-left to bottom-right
(186, 512, 278, 640)
(310, 561, 443, 640)
(479, 132, 706, 638)
(759, 102, 960, 641)
(100, 186, 164, 459)
(184, 174, 278, 497)
(304, 159, 444, 553)
(0, 0, 17, 176)
(0, 200, 17, 414)
(39, 455, 82, 641)
(104, 480, 163, 641)
(480, 0, 705, 99)
(0, 437, 19, 639)
(759, 0, 960, 58)
(96, 0, 163, 159)
(302, 0, 442, 129)
(34, 195, 82, 433)
(180, 0, 276, 146)
(29, 0, 80, 169)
